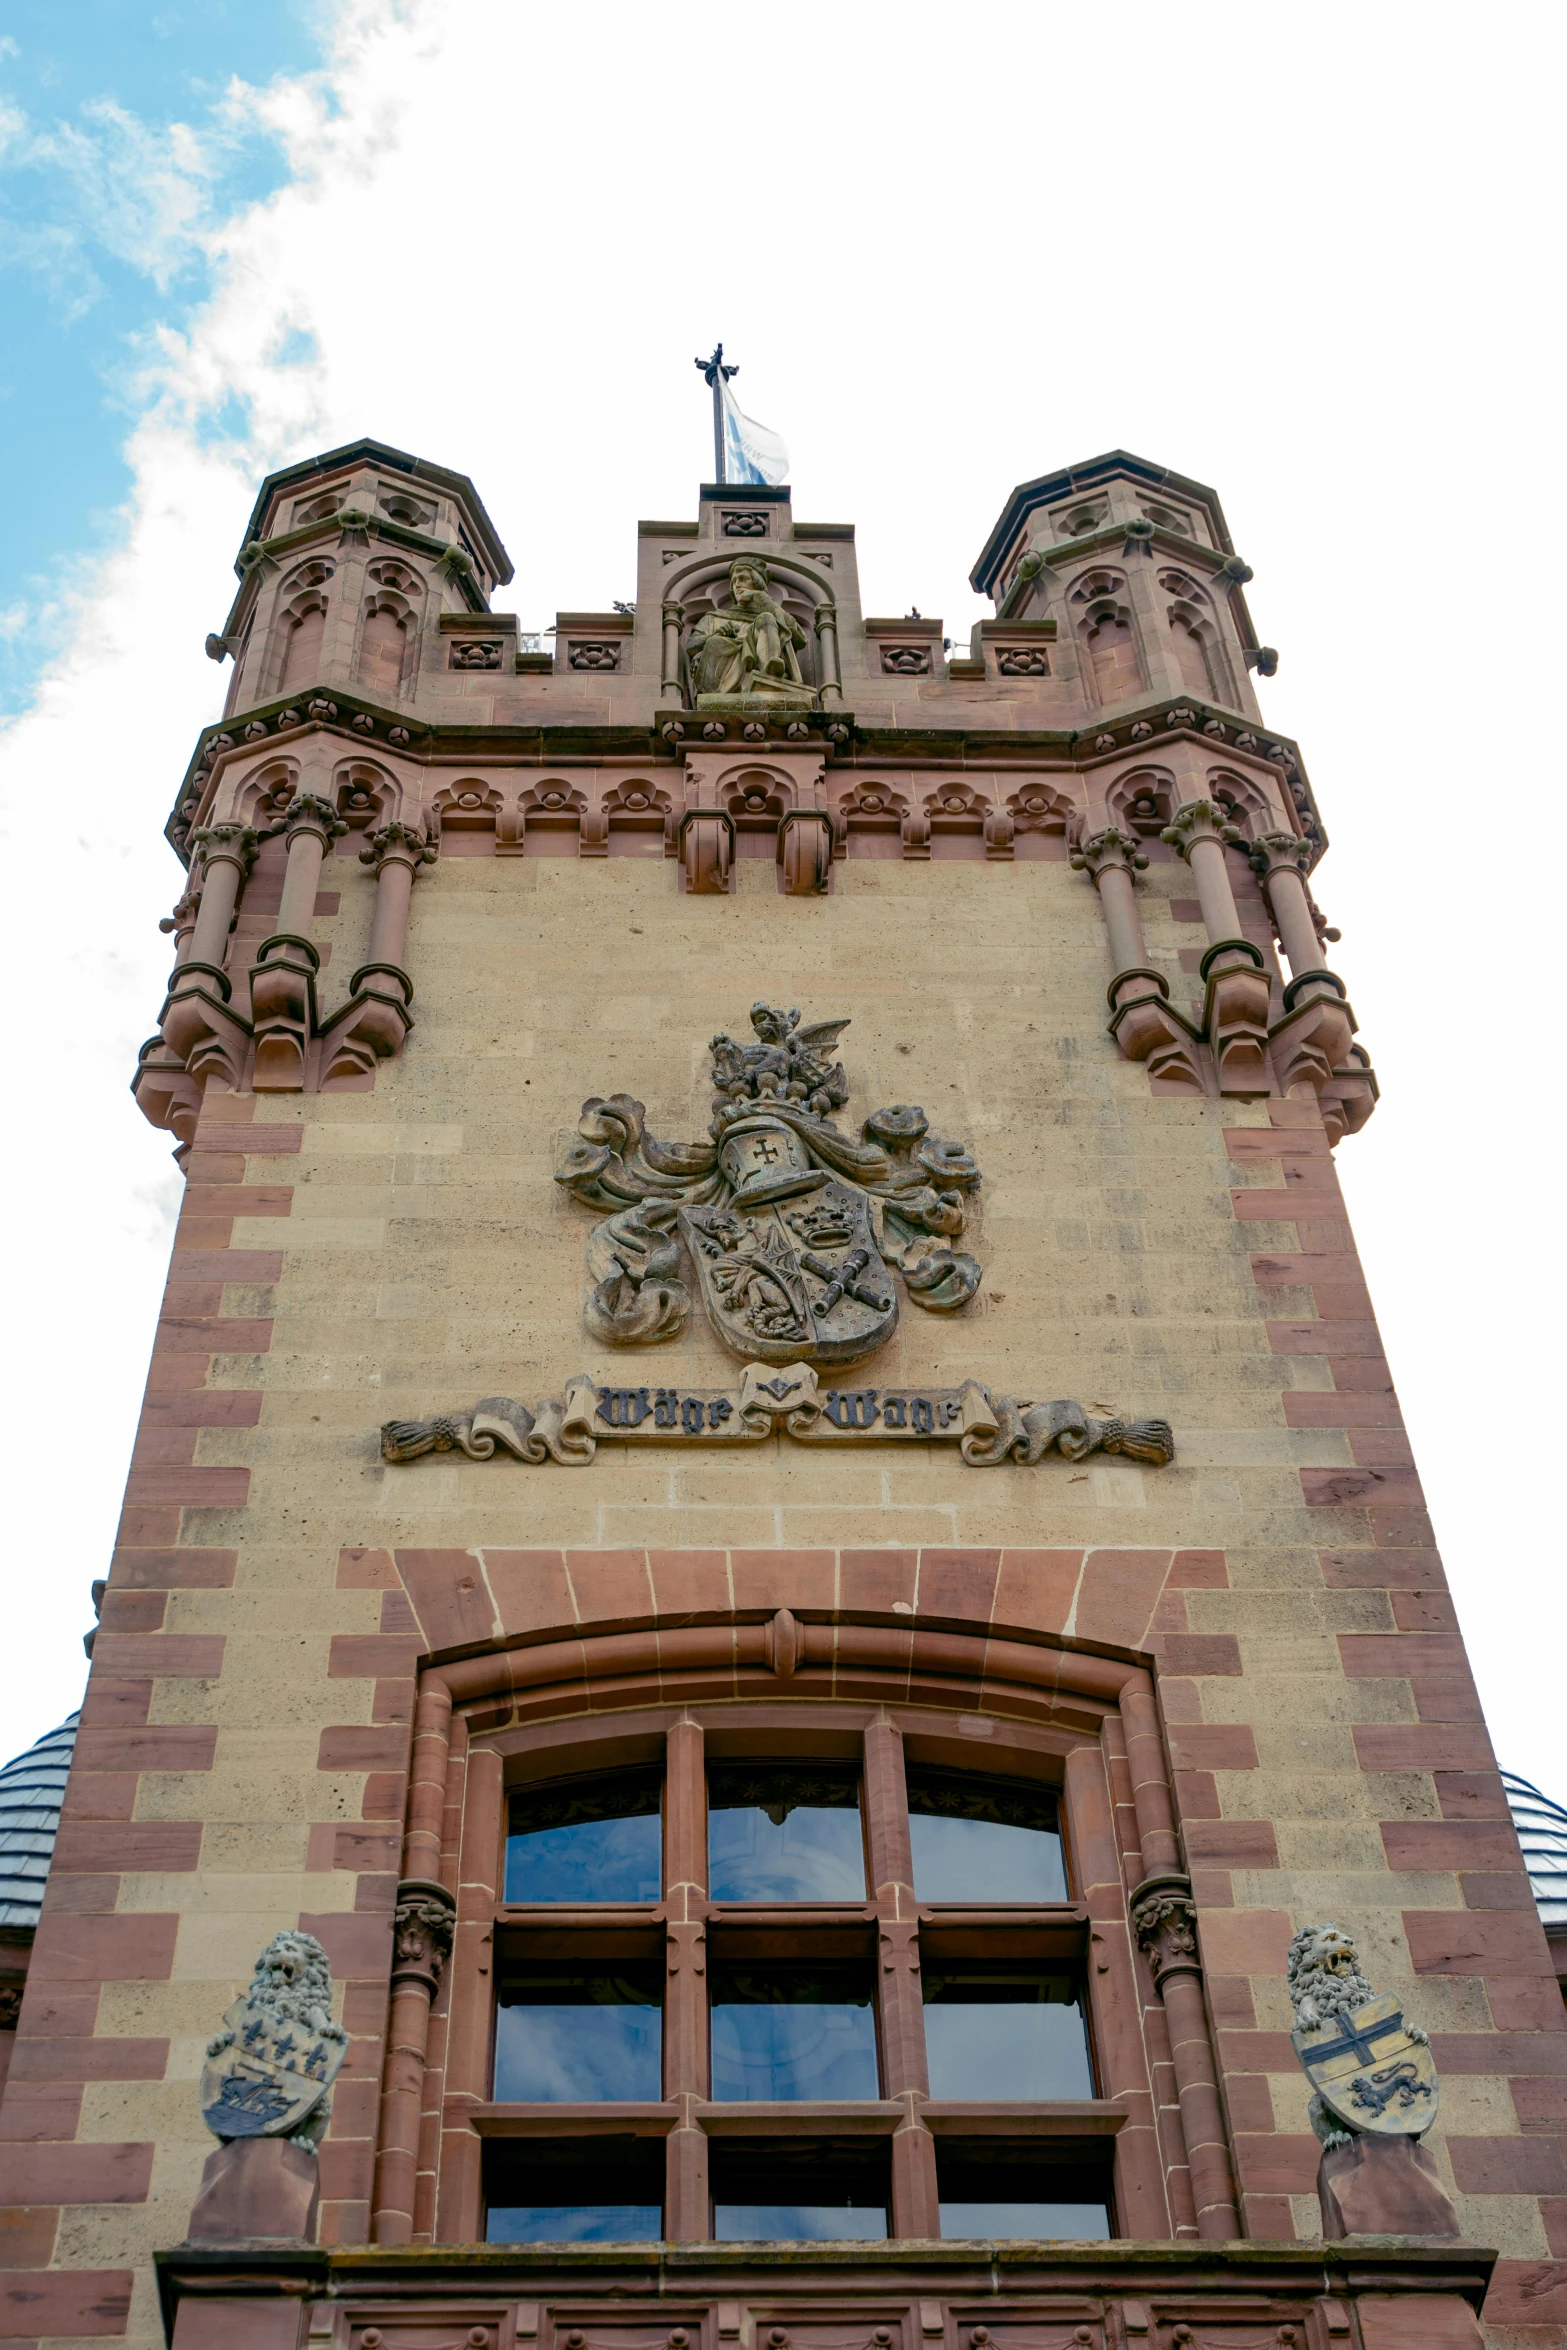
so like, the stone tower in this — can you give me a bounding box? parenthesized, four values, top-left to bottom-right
(8, 440, 1560, 2350)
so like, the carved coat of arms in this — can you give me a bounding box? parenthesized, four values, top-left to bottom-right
(200, 1929, 348, 2148)
(556, 1003, 983, 1367)
(1288, 1924, 1439, 2144)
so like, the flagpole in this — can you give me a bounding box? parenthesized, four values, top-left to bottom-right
(695, 344, 738, 485)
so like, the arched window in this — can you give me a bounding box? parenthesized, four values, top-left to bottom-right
(277, 599, 326, 695)
(360, 599, 410, 698)
(1168, 611, 1215, 700)
(1084, 605, 1142, 704)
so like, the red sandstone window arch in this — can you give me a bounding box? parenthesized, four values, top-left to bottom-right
(369, 1626, 1239, 2253)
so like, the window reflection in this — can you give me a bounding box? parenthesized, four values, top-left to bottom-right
(487, 2202, 663, 2244)
(711, 2139, 889, 2238)
(505, 1769, 662, 1903)
(906, 1770, 1067, 1903)
(715, 2203, 889, 2241)
(710, 1961, 879, 2101)
(493, 1966, 662, 2102)
(485, 2140, 663, 2241)
(708, 1762, 865, 1902)
(922, 1967, 1093, 2100)
(939, 2200, 1110, 2240)
(935, 2142, 1110, 2239)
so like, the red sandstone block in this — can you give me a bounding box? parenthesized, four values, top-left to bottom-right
(359, 1774, 404, 1820)
(1174, 1776, 1221, 1818)
(1460, 1872, 1536, 1910)
(1544, 2198, 1567, 2257)
(317, 2137, 375, 2203)
(1351, 1723, 1494, 1771)
(0, 2147, 151, 2204)
(76, 1684, 151, 1731)
(371, 1678, 414, 1726)
(1183, 1820, 1280, 1868)
(0, 2084, 79, 2139)
(1156, 1677, 1203, 1722)
(1404, 1910, 1554, 1976)
(1218, 2029, 1296, 2071)
(180, 1185, 292, 1218)
(394, 1549, 503, 1651)
(1432, 2034, 1567, 2075)
(127, 1429, 197, 1470)
(1147, 1633, 1243, 1676)
(1168, 1549, 1228, 1587)
(327, 1636, 421, 1680)
(123, 1468, 250, 1509)
(1414, 1674, 1485, 1723)
(647, 1549, 734, 1618)
(235, 1129, 303, 1155)
(9, 2039, 166, 2084)
(0, 2270, 132, 2336)
(1284, 1397, 1404, 1431)
(336, 1546, 398, 1589)
(73, 1727, 216, 1772)
(87, 1635, 225, 1679)
(838, 1549, 919, 1615)
(28, 1917, 178, 1982)
(1226, 1128, 1331, 1161)
(913, 1548, 1003, 1624)
(565, 1549, 658, 1624)
(1168, 1725, 1259, 1770)
(1511, 2077, 1567, 2130)
(1188, 1867, 1232, 1908)
(109, 1548, 238, 1590)
(1389, 1590, 1458, 1631)
(1303, 1468, 1424, 1511)
(379, 1591, 418, 1637)
(1360, 2298, 1486, 2350)
(1339, 1632, 1468, 1678)
(43, 1876, 120, 1916)
(95, 1595, 165, 1635)
(1250, 1250, 1352, 1283)
(139, 1394, 264, 1431)
(1436, 1772, 1512, 1818)
(114, 1508, 180, 1548)
(1383, 1820, 1523, 1870)
(1490, 1978, 1567, 2032)
(1207, 1977, 1258, 2028)
(1349, 1435, 1417, 1471)
(53, 1824, 200, 1874)
(298, 1914, 390, 1983)
(479, 1549, 575, 1640)
(1072, 1549, 1173, 1648)
(59, 1776, 136, 1824)
(1270, 1322, 1382, 1358)
(317, 1727, 409, 1773)
(182, 1153, 248, 1184)
(0, 2209, 57, 2270)
(154, 1317, 274, 1356)
(1448, 2133, 1567, 2192)
(991, 1549, 1084, 1636)
(1231, 2131, 1320, 2192)
(170, 1251, 284, 1282)
(730, 1548, 837, 1614)
(1197, 1909, 1294, 1974)
(1484, 2260, 1567, 2328)
(1230, 1186, 1343, 1223)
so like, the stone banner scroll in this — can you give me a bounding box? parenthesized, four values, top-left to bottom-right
(382, 1359, 1175, 1471)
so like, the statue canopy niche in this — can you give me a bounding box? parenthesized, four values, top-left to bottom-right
(688, 558, 817, 711)
(555, 1002, 983, 1366)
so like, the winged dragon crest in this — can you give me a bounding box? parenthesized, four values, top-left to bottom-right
(555, 1002, 983, 1366)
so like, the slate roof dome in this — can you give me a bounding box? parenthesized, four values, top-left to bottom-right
(1503, 1770, 1567, 1928)
(0, 1714, 78, 1930)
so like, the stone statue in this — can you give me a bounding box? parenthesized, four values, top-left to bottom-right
(689, 558, 816, 708)
(1287, 1922, 1459, 2238)
(186, 1929, 348, 2244)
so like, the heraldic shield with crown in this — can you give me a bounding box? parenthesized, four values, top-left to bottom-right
(554, 1003, 984, 1365)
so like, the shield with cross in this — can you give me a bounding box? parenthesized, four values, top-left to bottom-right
(680, 1117, 899, 1366)
(1291, 1991, 1440, 2138)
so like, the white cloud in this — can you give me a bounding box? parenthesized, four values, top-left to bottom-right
(0, 0, 1562, 1790)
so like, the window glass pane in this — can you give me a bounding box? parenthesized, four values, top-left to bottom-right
(939, 2201, 1110, 2239)
(922, 1968, 1093, 2100)
(505, 1770, 662, 1903)
(710, 1962, 878, 2101)
(708, 1763, 865, 1901)
(711, 2139, 889, 2238)
(906, 1770, 1067, 1903)
(493, 1967, 662, 2102)
(488, 2203, 663, 2243)
(715, 2204, 889, 2240)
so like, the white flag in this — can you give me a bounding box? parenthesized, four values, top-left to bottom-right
(720, 377, 789, 486)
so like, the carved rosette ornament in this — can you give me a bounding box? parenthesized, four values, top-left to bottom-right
(1130, 1872, 1202, 1991)
(390, 1879, 456, 1999)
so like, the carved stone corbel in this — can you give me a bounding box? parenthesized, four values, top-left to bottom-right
(1161, 800, 1272, 1092)
(679, 806, 733, 894)
(390, 1879, 456, 1999)
(1070, 828, 1203, 1091)
(777, 808, 833, 895)
(250, 793, 347, 1090)
(1131, 1872, 1202, 1993)
(321, 820, 435, 1083)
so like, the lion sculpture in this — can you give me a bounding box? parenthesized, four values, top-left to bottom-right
(206, 1929, 347, 2149)
(1287, 1922, 1427, 2151)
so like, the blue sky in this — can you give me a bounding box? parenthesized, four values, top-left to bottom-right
(0, 2, 325, 712)
(0, 0, 1560, 1793)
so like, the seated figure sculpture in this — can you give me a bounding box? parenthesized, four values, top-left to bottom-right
(689, 557, 816, 708)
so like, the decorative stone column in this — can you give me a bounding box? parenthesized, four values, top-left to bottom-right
(862, 1720, 940, 2238)
(250, 792, 346, 1090)
(158, 822, 258, 1084)
(661, 600, 686, 705)
(663, 1718, 709, 2242)
(372, 1879, 456, 2247)
(1249, 830, 1362, 1111)
(1131, 1873, 1240, 2243)
(814, 603, 843, 705)
(1070, 828, 1201, 1091)
(1160, 800, 1271, 1093)
(322, 820, 437, 1083)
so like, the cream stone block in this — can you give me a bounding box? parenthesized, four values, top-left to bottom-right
(305, 1122, 463, 1153)
(1172, 1430, 1353, 1468)
(172, 1903, 362, 1982)
(1090, 1463, 1146, 1508)
(234, 1215, 388, 1248)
